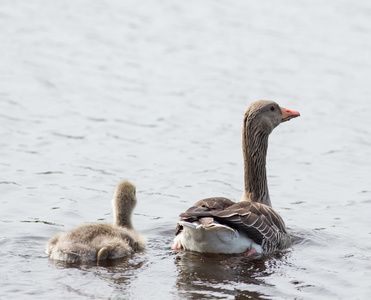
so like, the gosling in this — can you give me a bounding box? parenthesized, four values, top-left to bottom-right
(45, 181, 146, 263)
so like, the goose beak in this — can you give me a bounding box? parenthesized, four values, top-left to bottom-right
(280, 106, 300, 122)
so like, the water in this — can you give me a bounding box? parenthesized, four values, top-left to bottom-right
(1, 0, 371, 299)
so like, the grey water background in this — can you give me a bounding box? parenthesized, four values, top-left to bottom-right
(1, 0, 371, 299)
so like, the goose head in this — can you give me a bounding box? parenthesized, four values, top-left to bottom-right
(244, 100, 300, 135)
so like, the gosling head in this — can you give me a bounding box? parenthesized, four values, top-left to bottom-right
(112, 181, 137, 229)
(244, 100, 300, 135)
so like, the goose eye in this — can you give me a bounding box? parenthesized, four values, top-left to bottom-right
(270, 106, 275, 111)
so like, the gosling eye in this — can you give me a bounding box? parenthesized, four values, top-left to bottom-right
(270, 106, 275, 112)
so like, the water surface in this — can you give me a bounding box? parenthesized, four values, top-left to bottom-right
(1, 0, 371, 299)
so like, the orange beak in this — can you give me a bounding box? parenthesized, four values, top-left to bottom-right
(280, 106, 300, 122)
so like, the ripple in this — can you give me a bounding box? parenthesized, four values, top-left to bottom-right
(0, 181, 20, 185)
(21, 218, 64, 227)
(53, 133, 85, 139)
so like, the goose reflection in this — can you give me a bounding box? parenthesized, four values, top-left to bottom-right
(174, 251, 291, 299)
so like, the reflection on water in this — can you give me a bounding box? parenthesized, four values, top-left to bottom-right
(174, 249, 305, 300)
(175, 252, 270, 299)
(51, 254, 148, 294)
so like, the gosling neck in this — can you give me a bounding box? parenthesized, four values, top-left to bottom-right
(241, 119, 272, 207)
(114, 210, 133, 229)
(112, 192, 134, 229)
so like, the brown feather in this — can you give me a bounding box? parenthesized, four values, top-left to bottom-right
(176, 197, 291, 251)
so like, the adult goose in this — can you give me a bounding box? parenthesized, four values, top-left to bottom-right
(46, 181, 146, 263)
(172, 100, 300, 256)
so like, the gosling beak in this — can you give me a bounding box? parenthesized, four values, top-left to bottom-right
(280, 106, 300, 122)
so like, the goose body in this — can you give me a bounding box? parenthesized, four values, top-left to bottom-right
(173, 199, 261, 254)
(172, 100, 300, 255)
(46, 181, 146, 263)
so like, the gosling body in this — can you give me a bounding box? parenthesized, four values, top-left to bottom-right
(46, 181, 146, 263)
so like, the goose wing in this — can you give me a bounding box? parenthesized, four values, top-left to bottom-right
(175, 197, 235, 235)
(177, 199, 290, 251)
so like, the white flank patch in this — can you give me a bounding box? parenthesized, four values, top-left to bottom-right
(173, 221, 262, 254)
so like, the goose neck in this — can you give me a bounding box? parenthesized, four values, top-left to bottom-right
(242, 123, 272, 207)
